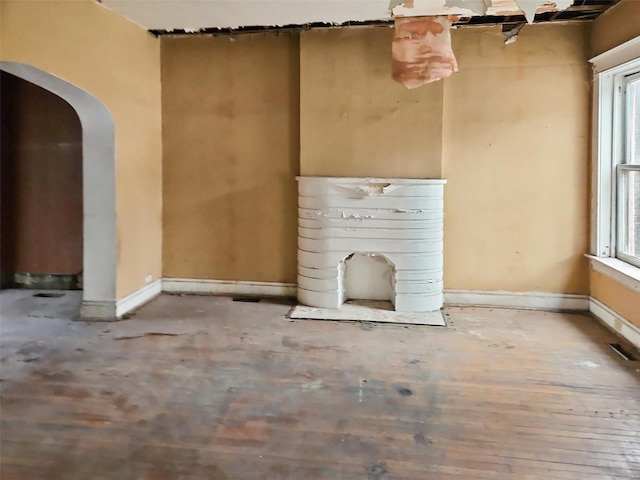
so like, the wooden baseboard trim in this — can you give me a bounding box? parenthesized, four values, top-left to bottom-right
(162, 278, 297, 298)
(115, 279, 162, 319)
(589, 298, 640, 350)
(444, 290, 589, 311)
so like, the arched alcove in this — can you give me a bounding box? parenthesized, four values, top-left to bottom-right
(0, 62, 117, 319)
(339, 253, 396, 306)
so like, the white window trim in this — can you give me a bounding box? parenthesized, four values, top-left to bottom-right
(587, 255, 640, 293)
(589, 36, 640, 284)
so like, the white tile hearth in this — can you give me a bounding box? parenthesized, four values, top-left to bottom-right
(289, 300, 446, 326)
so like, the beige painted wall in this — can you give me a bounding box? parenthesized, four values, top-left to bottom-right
(442, 24, 591, 294)
(589, 0, 640, 322)
(300, 28, 443, 178)
(591, 270, 640, 327)
(162, 24, 591, 294)
(0, 0, 163, 299)
(161, 34, 299, 283)
(0, 4, 607, 299)
(591, 0, 640, 57)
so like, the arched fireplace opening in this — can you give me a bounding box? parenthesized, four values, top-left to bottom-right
(339, 253, 396, 306)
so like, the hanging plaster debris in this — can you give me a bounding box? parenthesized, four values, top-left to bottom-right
(392, 0, 576, 25)
(514, 0, 574, 22)
(445, 0, 491, 16)
(502, 22, 525, 44)
(392, 15, 458, 88)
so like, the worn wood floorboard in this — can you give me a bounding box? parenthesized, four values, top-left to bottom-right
(1, 291, 639, 480)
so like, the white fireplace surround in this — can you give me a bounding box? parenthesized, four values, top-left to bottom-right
(297, 176, 446, 312)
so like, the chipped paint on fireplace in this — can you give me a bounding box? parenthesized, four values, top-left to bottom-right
(297, 176, 446, 312)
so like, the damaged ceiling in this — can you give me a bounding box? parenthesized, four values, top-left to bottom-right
(95, 0, 623, 89)
(96, 0, 622, 35)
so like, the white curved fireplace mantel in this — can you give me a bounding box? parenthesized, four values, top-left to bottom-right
(297, 176, 446, 312)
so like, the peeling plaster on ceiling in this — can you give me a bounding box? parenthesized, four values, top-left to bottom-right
(392, 16, 458, 88)
(99, 0, 573, 31)
(444, 0, 491, 16)
(513, 0, 573, 22)
(97, 0, 621, 33)
(392, 0, 572, 21)
(516, 0, 573, 23)
(99, 0, 395, 30)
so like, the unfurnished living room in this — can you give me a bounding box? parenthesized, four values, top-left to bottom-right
(0, 0, 639, 478)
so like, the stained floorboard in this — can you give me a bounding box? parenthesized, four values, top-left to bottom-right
(1, 290, 639, 480)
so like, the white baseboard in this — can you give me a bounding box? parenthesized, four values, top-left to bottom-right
(161, 282, 589, 311)
(589, 298, 640, 350)
(81, 282, 601, 320)
(162, 278, 297, 297)
(115, 279, 162, 318)
(444, 289, 590, 311)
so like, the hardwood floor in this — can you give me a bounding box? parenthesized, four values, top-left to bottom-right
(1, 290, 639, 479)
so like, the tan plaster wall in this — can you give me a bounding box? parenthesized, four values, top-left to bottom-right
(162, 24, 591, 294)
(591, 0, 640, 57)
(442, 24, 591, 293)
(0, 0, 163, 299)
(591, 270, 640, 328)
(0, 4, 602, 298)
(161, 34, 299, 283)
(299, 28, 444, 179)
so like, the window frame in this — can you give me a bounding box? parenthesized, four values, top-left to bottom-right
(616, 72, 640, 268)
(590, 38, 640, 270)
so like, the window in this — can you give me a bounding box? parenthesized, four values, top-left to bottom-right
(591, 38, 640, 270)
(617, 72, 640, 267)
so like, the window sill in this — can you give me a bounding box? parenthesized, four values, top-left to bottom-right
(587, 255, 640, 294)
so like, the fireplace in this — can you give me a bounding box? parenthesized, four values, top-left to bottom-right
(297, 176, 446, 312)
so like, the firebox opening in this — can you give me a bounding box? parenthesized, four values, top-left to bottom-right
(338, 253, 396, 308)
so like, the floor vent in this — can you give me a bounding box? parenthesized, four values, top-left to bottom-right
(608, 343, 637, 361)
(32, 292, 65, 298)
(232, 296, 262, 303)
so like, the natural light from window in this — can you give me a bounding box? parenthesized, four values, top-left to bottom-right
(618, 74, 640, 267)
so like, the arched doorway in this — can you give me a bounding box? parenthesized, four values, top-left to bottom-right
(1, 71, 83, 290)
(0, 62, 117, 319)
